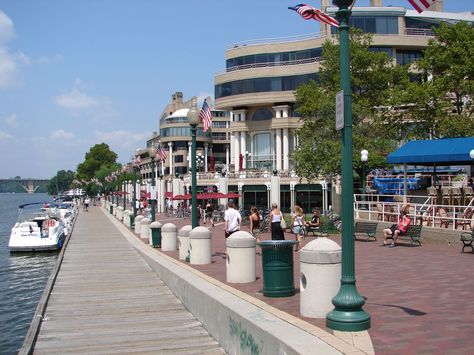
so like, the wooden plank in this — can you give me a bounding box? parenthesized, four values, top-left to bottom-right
(32, 207, 225, 354)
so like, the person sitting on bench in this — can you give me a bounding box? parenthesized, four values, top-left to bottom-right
(383, 205, 411, 248)
(305, 208, 321, 233)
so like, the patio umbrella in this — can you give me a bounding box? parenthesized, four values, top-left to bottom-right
(224, 192, 241, 199)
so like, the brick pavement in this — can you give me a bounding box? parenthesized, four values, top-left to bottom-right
(148, 213, 474, 354)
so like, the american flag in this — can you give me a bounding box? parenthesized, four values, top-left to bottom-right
(408, 0, 436, 13)
(199, 99, 212, 133)
(156, 143, 167, 161)
(289, 4, 339, 28)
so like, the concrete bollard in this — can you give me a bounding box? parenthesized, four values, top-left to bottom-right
(123, 210, 130, 227)
(112, 203, 117, 216)
(190, 226, 212, 265)
(117, 206, 124, 221)
(134, 215, 144, 234)
(150, 221, 162, 248)
(161, 223, 178, 251)
(226, 231, 256, 283)
(178, 225, 192, 260)
(300, 238, 341, 318)
(140, 218, 151, 241)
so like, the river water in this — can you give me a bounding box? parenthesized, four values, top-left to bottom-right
(0, 193, 57, 354)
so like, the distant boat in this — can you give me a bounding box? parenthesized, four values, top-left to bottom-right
(8, 203, 67, 252)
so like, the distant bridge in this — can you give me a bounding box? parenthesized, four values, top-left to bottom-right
(0, 179, 50, 193)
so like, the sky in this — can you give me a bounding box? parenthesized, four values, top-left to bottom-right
(0, 0, 472, 179)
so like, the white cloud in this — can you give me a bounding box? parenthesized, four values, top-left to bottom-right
(94, 130, 147, 147)
(55, 88, 99, 111)
(4, 113, 17, 127)
(51, 129, 75, 140)
(0, 11, 15, 44)
(0, 47, 18, 88)
(0, 130, 13, 142)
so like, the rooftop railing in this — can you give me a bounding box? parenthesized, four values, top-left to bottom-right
(216, 57, 322, 76)
(404, 28, 435, 36)
(228, 32, 326, 50)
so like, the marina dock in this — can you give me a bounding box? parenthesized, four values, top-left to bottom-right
(31, 208, 225, 354)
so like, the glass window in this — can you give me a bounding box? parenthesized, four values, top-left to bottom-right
(365, 17, 376, 33)
(251, 109, 273, 121)
(295, 50, 310, 60)
(270, 77, 282, 91)
(243, 55, 255, 65)
(256, 53, 267, 63)
(386, 16, 398, 34)
(254, 78, 268, 92)
(174, 155, 184, 163)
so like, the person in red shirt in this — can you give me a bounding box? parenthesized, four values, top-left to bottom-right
(382, 205, 411, 248)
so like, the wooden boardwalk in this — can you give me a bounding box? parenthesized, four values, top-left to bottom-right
(33, 207, 225, 354)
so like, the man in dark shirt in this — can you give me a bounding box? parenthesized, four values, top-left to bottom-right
(306, 208, 320, 232)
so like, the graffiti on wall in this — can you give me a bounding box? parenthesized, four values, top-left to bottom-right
(229, 316, 263, 355)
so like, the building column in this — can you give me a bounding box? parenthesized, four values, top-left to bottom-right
(275, 129, 282, 171)
(290, 181, 297, 212)
(240, 132, 247, 169)
(234, 132, 240, 172)
(168, 142, 173, 176)
(283, 128, 289, 171)
(204, 143, 209, 173)
(225, 144, 230, 172)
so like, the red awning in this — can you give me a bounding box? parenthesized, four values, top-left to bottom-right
(165, 192, 173, 198)
(223, 192, 241, 199)
(172, 194, 192, 200)
(197, 192, 226, 200)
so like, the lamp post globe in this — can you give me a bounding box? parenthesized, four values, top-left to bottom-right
(187, 98, 199, 228)
(148, 146, 157, 222)
(470, 149, 474, 159)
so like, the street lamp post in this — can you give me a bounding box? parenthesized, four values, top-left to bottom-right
(245, 151, 252, 173)
(116, 171, 120, 207)
(326, 0, 370, 331)
(187, 98, 199, 228)
(149, 146, 157, 222)
(132, 164, 138, 217)
(360, 149, 368, 208)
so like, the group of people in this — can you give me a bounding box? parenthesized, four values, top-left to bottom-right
(223, 202, 321, 252)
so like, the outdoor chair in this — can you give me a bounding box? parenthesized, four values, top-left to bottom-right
(463, 186, 473, 205)
(427, 186, 438, 205)
(451, 187, 462, 206)
(415, 206, 433, 226)
(441, 187, 452, 205)
(456, 208, 473, 230)
(437, 207, 451, 228)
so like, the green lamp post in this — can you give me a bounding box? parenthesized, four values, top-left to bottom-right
(149, 146, 157, 222)
(122, 176, 127, 210)
(132, 162, 138, 218)
(326, 0, 370, 331)
(116, 171, 120, 206)
(187, 98, 199, 229)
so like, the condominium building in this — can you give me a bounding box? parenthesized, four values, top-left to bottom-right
(136, 1, 472, 213)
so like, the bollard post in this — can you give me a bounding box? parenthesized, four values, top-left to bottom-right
(190, 226, 212, 265)
(117, 206, 124, 221)
(161, 223, 178, 251)
(134, 215, 144, 235)
(300, 238, 341, 318)
(140, 218, 151, 242)
(178, 225, 192, 261)
(226, 231, 256, 283)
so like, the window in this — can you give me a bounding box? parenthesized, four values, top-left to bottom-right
(174, 155, 184, 163)
(396, 50, 423, 65)
(251, 109, 273, 121)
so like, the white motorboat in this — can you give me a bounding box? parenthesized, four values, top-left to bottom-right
(8, 203, 66, 252)
(45, 201, 78, 234)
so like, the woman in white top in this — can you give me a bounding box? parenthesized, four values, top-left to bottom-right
(291, 205, 305, 251)
(269, 203, 285, 240)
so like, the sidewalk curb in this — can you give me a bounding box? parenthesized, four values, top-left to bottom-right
(103, 208, 374, 355)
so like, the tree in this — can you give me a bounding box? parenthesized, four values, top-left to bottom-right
(293, 30, 405, 180)
(398, 21, 474, 139)
(47, 170, 75, 195)
(76, 143, 118, 180)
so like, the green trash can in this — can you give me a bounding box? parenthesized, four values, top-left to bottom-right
(109, 205, 113, 214)
(258, 240, 297, 297)
(150, 221, 162, 248)
(129, 213, 135, 228)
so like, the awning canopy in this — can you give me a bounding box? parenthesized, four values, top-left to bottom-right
(387, 137, 474, 165)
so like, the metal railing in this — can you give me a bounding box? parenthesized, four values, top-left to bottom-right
(354, 193, 474, 231)
(404, 28, 435, 36)
(228, 32, 326, 49)
(216, 57, 322, 76)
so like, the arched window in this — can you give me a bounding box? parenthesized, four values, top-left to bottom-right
(251, 108, 273, 121)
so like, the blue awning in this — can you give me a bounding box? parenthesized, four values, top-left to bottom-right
(387, 137, 474, 165)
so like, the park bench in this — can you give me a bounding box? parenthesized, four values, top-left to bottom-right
(306, 220, 331, 237)
(353, 221, 378, 241)
(387, 224, 423, 246)
(460, 230, 474, 253)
